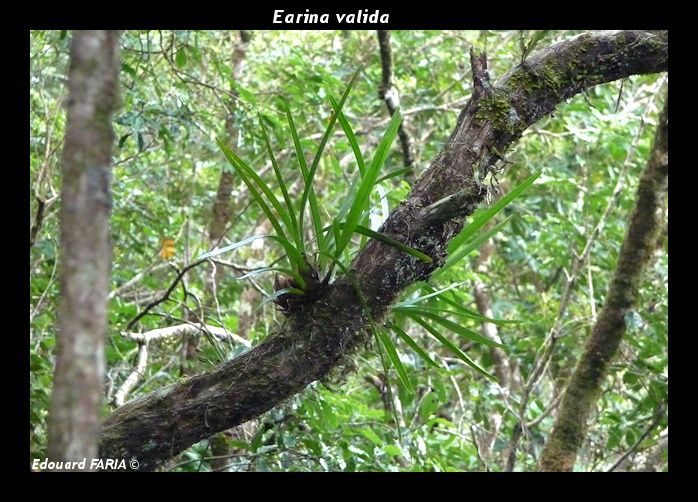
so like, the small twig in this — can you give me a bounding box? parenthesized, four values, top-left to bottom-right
(376, 30, 415, 174)
(121, 322, 250, 347)
(113, 341, 149, 406)
(606, 400, 667, 472)
(524, 393, 563, 429)
(125, 259, 209, 331)
(114, 323, 250, 406)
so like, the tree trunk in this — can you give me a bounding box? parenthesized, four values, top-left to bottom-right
(47, 30, 121, 468)
(377, 30, 415, 180)
(538, 92, 668, 472)
(99, 31, 667, 471)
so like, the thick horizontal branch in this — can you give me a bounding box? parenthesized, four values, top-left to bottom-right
(99, 30, 667, 470)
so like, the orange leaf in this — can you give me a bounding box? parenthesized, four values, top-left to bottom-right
(161, 238, 175, 260)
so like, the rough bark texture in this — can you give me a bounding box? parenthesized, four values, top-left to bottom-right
(47, 30, 121, 466)
(538, 93, 668, 472)
(99, 31, 667, 470)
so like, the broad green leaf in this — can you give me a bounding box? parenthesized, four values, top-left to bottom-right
(360, 428, 383, 446)
(175, 47, 187, 68)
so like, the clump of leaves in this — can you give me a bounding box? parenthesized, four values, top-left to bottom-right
(200, 70, 418, 310)
(199, 70, 539, 395)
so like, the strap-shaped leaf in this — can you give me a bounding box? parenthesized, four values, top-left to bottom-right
(299, 70, 361, 254)
(330, 95, 365, 176)
(345, 224, 432, 263)
(441, 216, 513, 272)
(258, 116, 301, 251)
(377, 327, 414, 394)
(412, 317, 496, 381)
(447, 171, 540, 254)
(388, 322, 440, 369)
(404, 308, 505, 349)
(336, 109, 402, 256)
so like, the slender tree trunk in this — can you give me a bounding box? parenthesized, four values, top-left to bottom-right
(47, 30, 121, 468)
(99, 31, 667, 470)
(376, 30, 415, 182)
(208, 31, 252, 246)
(538, 93, 668, 472)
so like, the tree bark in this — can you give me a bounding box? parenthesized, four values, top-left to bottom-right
(47, 30, 121, 467)
(99, 30, 667, 470)
(208, 30, 252, 245)
(538, 91, 668, 472)
(377, 30, 415, 176)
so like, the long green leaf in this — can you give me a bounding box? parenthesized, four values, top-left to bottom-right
(316, 250, 407, 434)
(447, 171, 540, 254)
(258, 117, 301, 250)
(376, 167, 414, 184)
(330, 95, 365, 176)
(412, 317, 496, 381)
(394, 282, 466, 308)
(256, 287, 304, 312)
(282, 100, 320, 256)
(394, 305, 520, 327)
(218, 140, 294, 247)
(388, 323, 439, 369)
(197, 234, 307, 289)
(406, 308, 505, 349)
(345, 224, 432, 263)
(336, 109, 402, 256)
(441, 216, 513, 272)
(299, 70, 361, 254)
(377, 328, 414, 394)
